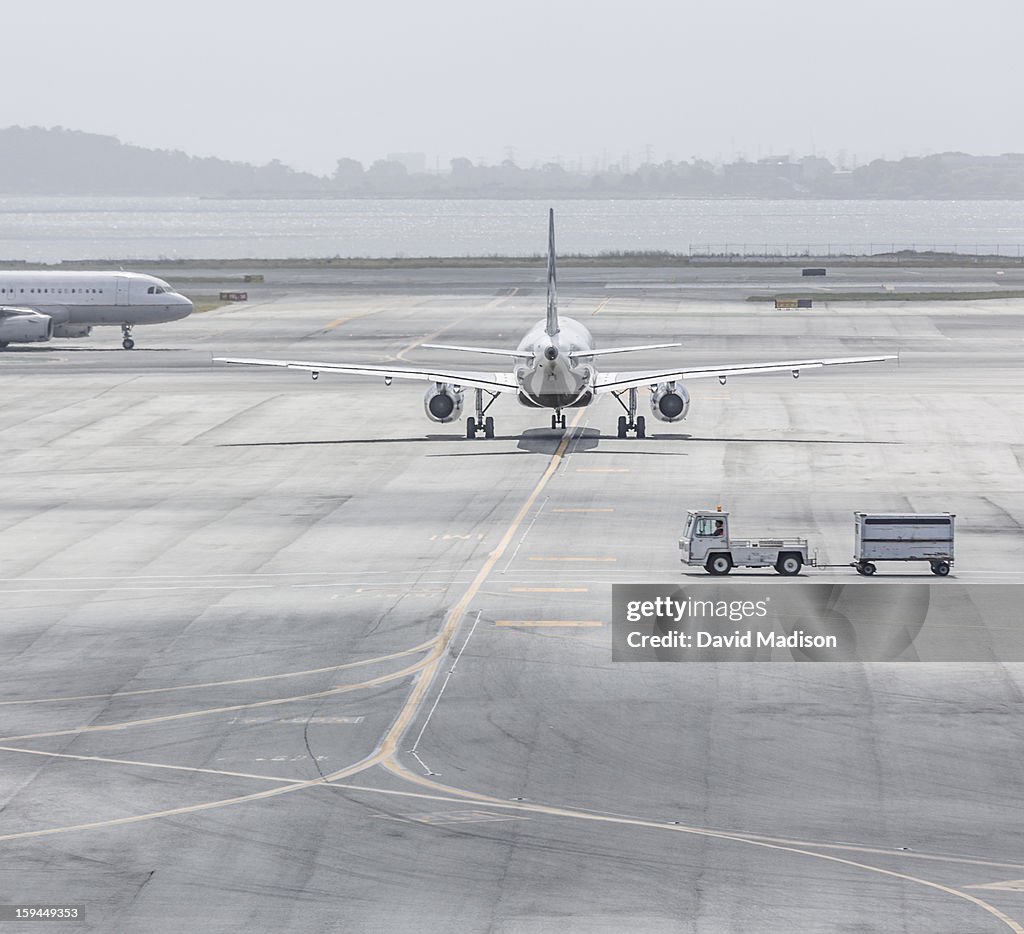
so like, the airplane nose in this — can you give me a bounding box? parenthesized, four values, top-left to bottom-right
(173, 295, 194, 319)
(544, 345, 559, 361)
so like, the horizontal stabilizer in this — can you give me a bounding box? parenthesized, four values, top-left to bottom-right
(576, 342, 682, 358)
(422, 343, 530, 358)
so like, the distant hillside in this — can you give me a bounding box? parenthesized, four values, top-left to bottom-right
(0, 126, 328, 196)
(4, 127, 1024, 199)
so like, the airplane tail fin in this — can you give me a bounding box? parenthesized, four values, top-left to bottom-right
(545, 208, 559, 339)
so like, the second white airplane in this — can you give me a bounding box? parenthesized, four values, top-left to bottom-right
(217, 211, 894, 439)
(0, 271, 193, 350)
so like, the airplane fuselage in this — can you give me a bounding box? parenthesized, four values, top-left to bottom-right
(0, 271, 193, 328)
(514, 315, 596, 409)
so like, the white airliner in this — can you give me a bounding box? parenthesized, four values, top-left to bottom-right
(217, 211, 895, 438)
(0, 271, 193, 350)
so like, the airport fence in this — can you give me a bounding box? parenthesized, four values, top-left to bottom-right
(688, 243, 1024, 259)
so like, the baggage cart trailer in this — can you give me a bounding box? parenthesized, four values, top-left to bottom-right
(853, 513, 955, 576)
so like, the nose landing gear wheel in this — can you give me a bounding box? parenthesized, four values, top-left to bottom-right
(122, 338, 135, 350)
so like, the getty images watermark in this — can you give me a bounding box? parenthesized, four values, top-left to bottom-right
(612, 583, 1024, 662)
(623, 594, 833, 650)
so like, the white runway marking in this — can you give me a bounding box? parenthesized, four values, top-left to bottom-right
(408, 610, 482, 777)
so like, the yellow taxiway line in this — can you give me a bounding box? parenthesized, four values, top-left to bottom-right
(495, 621, 603, 628)
(321, 302, 389, 332)
(528, 556, 616, 562)
(379, 763, 1024, 934)
(0, 638, 438, 707)
(508, 587, 589, 593)
(374, 410, 587, 760)
(0, 653, 438, 745)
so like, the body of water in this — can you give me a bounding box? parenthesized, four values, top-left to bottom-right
(0, 197, 1022, 262)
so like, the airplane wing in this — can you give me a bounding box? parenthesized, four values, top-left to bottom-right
(594, 353, 897, 393)
(214, 357, 520, 394)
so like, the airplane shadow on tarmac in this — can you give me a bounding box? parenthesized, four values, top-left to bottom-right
(0, 346, 184, 353)
(434, 428, 693, 457)
(221, 428, 900, 452)
(518, 427, 599, 455)
(221, 429, 597, 453)
(435, 428, 899, 457)
(221, 435, 465, 448)
(657, 433, 898, 444)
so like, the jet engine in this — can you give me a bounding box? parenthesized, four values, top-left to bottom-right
(52, 324, 93, 339)
(0, 310, 53, 345)
(423, 383, 464, 423)
(650, 381, 690, 422)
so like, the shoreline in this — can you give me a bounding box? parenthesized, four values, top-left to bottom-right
(1, 252, 1021, 271)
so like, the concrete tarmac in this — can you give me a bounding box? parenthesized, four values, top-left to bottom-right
(154, 260, 1024, 304)
(1, 268, 1023, 932)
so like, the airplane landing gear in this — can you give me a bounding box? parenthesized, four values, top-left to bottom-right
(466, 416, 495, 439)
(551, 410, 566, 430)
(612, 388, 646, 438)
(466, 389, 498, 438)
(121, 324, 135, 350)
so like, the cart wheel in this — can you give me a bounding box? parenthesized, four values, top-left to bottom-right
(931, 561, 950, 576)
(705, 554, 732, 576)
(862, 562, 876, 576)
(775, 554, 802, 576)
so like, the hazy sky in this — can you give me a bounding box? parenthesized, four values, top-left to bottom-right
(4, 0, 1022, 175)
